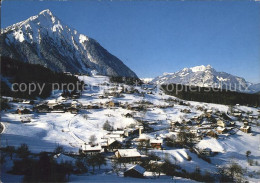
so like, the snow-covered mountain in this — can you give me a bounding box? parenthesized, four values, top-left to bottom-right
(152, 65, 260, 93)
(1, 9, 138, 78)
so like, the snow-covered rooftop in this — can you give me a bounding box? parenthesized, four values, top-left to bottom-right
(117, 149, 141, 157)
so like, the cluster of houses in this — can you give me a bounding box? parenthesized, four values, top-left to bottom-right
(33, 99, 81, 114)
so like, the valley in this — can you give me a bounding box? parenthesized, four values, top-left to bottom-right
(1, 75, 259, 182)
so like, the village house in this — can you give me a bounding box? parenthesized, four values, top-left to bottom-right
(107, 101, 120, 108)
(240, 125, 251, 133)
(115, 149, 142, 162)
(66, 107, 78, 114)
(136, 134, 150, 142)
(206, 109, 213, 114)
(127, 104, 144, 111)
(125, 113, 133, 118)
(170, 121, 182, 131)
(71, 91, 81, 99)
(217, 127, 228, 134)
(201, 148, 212, 156)
(181, 109, 191, 113)
(109, 130, 125, 138)
(98, 95, 107, 99)
(22, 100, 34, 104)
(206, 130, 218, 138)
(47, 99, 58, 107)
(107, 140, 123, 152)
(51, 104, 65, 113)
(83, 103, 101, 109)
(124, 165, 146, 178)
(80, 144, 102, 155)
(71, 100, 81, 108)
(17, 108, 31, 115)
(196, 106, 204, 111)
(243, 120, 249, 126)
(150, 138, 163, 149)
(113, 92, 124, 98)
(53, 153, 76, 165)
(217, 119, 227, 128)
(233, 112, 242, 118)
(20, 116, 31, 123)
(249, 115, 258, 120)
(34, 104, 50, 113)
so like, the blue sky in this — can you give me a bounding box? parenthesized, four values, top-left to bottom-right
(2, 0, 260, 83)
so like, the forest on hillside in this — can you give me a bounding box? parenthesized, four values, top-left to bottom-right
(1, 57, 83, 99)
(161, 83, 260, 107)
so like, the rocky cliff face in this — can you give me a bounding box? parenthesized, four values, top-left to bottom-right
(1, 9, 138, 78)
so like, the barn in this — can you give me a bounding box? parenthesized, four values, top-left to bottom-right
(124, 165, 146, 178)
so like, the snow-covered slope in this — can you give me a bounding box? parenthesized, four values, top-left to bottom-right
(152, 65, 259, 93)
(1, 9, 138, 78)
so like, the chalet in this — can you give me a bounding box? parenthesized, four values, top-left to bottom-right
(20, 116, 31, 123)
(125, 113, 133, 118)
(185, 120, 193, 126)
(249, 115, 258, 119)
(108, 140, 123, 152)
(107, 101, 120, 108)
(207, 130, 218, 138)
(217, 127, 228, 134)
(34, 104, 50, 113)
(66, 107, 78, 114)
(22, 100, 34, 104)
(150, 138, 163, 149)
(113, 92, 124, 98)
(62, 101, 72, 108)
(205, 111, 212, 118)
(124, 165, 146, 178)
(196, 106, 204, 111)
(127, 104, 144, 111)
(71, 91, 81, 99)
(240, 126, 251, 133)
(71, 101, 81, 108)
(190, 128, 200, 137)
(201, 148, 212, 156)
(181, 109, 191, 113)
(51, 104, 65, 113)
(83, 103, 101, 109)
(103, 134, 121, 141)
(170, 121, 182, 131)
(64, 72, 72, 76)
(98, 95, 107, 99)
(17, 108, 31, 115)
(101, 141, 108, 152)
(221, 113, 232, 120)
(56, 96, 66, 102)
(47, 99, 58, 107)
(115, 149, 141, 162)
(206, 109, 213, 114)
(233, 112, 242, 117)
(80, 144, 102, 155)
(217, 119, 226, 128)
(242, 120, 249, 127)
(136, 134, 150, 142)
(110, 131, 125, 138)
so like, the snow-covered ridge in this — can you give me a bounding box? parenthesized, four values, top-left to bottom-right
(190, 65, 212, 72)
(2, 9, 138, 78)
(152, 65, 260, 93)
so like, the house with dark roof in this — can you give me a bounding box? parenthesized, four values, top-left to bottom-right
(115, 149, 141, 162)
(124, 165, 146, 178)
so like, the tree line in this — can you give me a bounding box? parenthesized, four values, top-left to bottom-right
(1, 56, 83, 99)
(161, 83, 260, 107)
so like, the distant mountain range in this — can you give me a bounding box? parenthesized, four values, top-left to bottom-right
(152, 65, 260, 93)
(1, 9, 138, 78)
